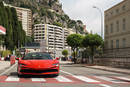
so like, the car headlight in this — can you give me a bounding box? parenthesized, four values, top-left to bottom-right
(52, 63, 59, 67)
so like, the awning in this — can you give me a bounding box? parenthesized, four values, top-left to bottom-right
(0, 26, 6, 35)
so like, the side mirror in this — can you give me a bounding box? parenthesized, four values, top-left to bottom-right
(16, 57, 19, 60)
(56, 57, 59, 60)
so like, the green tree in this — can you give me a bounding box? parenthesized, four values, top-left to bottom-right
(0, 2, 26, 51)
(67, 34, 83, 63)
(53, 21, 62, 27)
(62, 50, 68, 59)
(82, 34, 103, 64)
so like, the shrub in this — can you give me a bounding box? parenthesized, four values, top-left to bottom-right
(2, 50, 11, 57)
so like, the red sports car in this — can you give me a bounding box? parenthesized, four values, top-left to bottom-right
(17, 52, 59, 77)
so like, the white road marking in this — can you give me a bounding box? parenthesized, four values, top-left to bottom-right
(61, 70, 99, 82)
(60, 70, 74, 76)
(74, 76, 100, 83)
(5, 76, 19, 81)
(55, 76, 72, 82)
(61, 70, 111, 87)
(95, 76, 126, 83)
(0, 63, 17, 76)
(31, 78, 46, 82)
(100, 84, 111, 87)
(115, 77, 130, 81)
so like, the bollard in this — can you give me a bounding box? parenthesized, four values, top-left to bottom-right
(10, 56, 16, 66)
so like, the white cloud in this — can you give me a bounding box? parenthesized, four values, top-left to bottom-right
(60, 0, 123, 36)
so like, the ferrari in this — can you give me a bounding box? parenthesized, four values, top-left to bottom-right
(17, 52, 59, 77)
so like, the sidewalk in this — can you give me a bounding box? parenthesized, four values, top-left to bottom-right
(85, 65, 130, 75)
(0, 61, 10, 71)
(60, 61, 130, 75)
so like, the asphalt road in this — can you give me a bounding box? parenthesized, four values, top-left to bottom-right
(0, 63, 130, 87)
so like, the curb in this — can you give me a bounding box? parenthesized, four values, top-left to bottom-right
(85, 66, 130, 75)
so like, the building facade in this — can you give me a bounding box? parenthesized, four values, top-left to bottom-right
(3, 2, 32, 36)
(15, 7, 32, 36)
(34, 24, 64, 57)
(104, 0, 130, 57)
(34, 24, 76, 57)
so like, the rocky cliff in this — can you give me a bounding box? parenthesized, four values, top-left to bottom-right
(2, 0, 85, 33)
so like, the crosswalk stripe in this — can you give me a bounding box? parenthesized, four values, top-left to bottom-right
(115, 77, 130, 81)
(73, 76, 100, 83)
(55, 76, 72, 82)
(5, 76, 19, 81)
(31, 78, 46, 82)
(95, 76, 126, 83)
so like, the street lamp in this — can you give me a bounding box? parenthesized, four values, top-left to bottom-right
(93, 6, 103, 38)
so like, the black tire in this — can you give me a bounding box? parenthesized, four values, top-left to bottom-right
(17, 73, 23, 78)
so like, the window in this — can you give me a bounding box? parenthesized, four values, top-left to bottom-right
(106, 41, 108, 49)
(22, 53, 53, 60)
(122, 38, 126, 48)
(116, 40, 119, 48)
(110, 11, 113, 15)
(116, 9, 119, 13)
(105, 25, 108, 34)
(123, 18, 126, 30)
(122, 5, 126, 10)
(116, 21, 119, 32)
(110, 23, 113, 33)
(111, 40, 113, 49)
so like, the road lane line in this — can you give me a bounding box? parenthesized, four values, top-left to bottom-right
(31, 78, 46, 82)
(95, 76, 126, 83)
(100, 84, 111, 87)
(115, 77, 130, 81)
(61, 70, 99, 82)
(73, 76, 100, 83)
(5, 76, 19, 81)
(61, 70, 111, 87)
(55, 76, 72, 82)
(60, 70, 74, 76)
(0, 63, 17, 76)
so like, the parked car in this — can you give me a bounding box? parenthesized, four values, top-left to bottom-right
(17, 52, 59, 77)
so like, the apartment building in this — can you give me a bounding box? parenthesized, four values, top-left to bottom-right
(104, 0, 130, 57)
(34, 24, 76, 57)
(15, 7, 32, 36)
(3, 2, 32, 36)
(34, 24, 64, 57)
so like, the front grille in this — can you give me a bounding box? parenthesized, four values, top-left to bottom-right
(20, 69, 58, 73)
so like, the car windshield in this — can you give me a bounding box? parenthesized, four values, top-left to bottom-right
(22, 53, 53, 60)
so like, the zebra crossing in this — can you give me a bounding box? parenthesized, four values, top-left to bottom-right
(0, 75, 130, 84)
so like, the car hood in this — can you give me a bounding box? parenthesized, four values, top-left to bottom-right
(19, 60, 59, 69)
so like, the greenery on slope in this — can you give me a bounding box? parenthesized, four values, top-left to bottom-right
(0, 2, 30, 51)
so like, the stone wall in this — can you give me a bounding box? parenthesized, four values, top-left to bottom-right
(76, 57, 130, 68)
(94, 58, 130, 68)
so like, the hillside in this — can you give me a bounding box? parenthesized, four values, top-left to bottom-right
(2, 0, 85, 34)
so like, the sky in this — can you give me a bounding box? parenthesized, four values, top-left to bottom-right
(59, 0, 123, 35)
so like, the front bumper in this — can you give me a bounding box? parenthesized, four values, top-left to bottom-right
(18, 66, 59, 75)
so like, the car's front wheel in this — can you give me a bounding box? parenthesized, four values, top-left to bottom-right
(17, 73, 23, 77)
